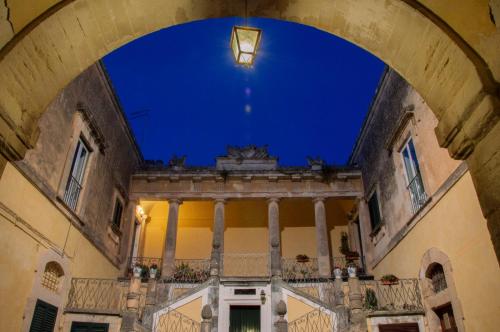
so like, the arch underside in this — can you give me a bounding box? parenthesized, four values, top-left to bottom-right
(0, 0, 497, 162)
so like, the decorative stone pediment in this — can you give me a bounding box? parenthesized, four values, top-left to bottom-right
(168, 155, 186, 170)
(216, 145, 277, 171)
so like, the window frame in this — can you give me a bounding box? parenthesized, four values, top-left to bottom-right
(110, 197, 124, 234)
(400, 137, 428, 214)
(62, 136, 91, 211)
(367, 188, 383, 233)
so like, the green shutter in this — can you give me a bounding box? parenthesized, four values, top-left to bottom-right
(29, 299, 58, 332)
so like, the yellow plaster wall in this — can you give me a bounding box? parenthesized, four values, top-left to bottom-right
(373, 172, 500, 332)
(175, 297, 203, 322)
(0, 163, 119, 331)
(287, 296, 315, 322)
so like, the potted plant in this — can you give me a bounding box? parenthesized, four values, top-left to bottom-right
(380, 274, 399, 285)
(149, 263, 158, 279)
(364, 289, 378, 310)
(133, 263, 142, 278)
(295, 254, 310, 263)
(333, 266, 342, 279)
(339, 232, 360, 261)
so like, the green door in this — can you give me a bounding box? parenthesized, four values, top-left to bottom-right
(229, 306, 260, 332)
(70, 322, 109, 332)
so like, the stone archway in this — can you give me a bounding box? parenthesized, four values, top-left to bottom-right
(0, 0, 499, 262)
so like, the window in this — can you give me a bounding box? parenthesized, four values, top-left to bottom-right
(368, 191, 382, 231)
(427, 263, 448, 293)
(29, 299, 58, 332)
(71, 322, 109, 332)
(111, 199, 123, 233)
(41, 262, 64, 292)
(63, 138, 90, 210)
(401, 138, 427, 213)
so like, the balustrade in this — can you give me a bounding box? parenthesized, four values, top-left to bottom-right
(222, 253, 270, 277)
(66, 278, 145, 315)
(154, 308, 201, 332)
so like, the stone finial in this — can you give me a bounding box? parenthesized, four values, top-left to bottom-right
(306, 156, 325, 170)
(201, 305, 212, 320)
(276, 300, 287, 316)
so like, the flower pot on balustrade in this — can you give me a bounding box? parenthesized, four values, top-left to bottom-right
(380, 274, 399, 285)
(334, 267, 343, 279)
(347, 265, 357, 278)
(133, 264, 142, 278)
(295, 254, 310, 263)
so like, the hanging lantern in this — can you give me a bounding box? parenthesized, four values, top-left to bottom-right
(230, 26, 262, 66)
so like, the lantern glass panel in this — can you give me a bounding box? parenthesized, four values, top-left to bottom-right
(230, 26, 261, 66)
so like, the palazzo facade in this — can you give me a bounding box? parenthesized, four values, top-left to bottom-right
(1, 65, 499, 332)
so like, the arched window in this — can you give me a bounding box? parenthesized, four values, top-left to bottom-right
(426, 263, 447, 293)
(41, 262, 64, 292)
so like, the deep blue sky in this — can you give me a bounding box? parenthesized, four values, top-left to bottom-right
(103, 18, 385, 166)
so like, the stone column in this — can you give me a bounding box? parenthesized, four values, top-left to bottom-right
(313, 197, 331, 278)
(268, 197, 282, 277)
(357, 198, 373, 274)
(210, 198, 225, 276)
(161, 199, 182, 279)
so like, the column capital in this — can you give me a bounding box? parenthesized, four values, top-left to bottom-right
(267, 196, 281, 204)
(312, 196, 326, 204)
(213, 198, 227, 204)
(167, 198, 182, 205)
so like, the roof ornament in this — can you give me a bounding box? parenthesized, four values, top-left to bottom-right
(226, 145, 270, 160)
(306, 156, 325, 171)
(168, 155, 186, 170)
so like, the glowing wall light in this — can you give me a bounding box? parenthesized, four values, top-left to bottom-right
(230, 26, 262, 66)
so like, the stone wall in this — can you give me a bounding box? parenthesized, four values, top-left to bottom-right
(16, 62, 142, 266)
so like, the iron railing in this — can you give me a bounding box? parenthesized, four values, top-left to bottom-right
(65, 278, 130, 314)
(359, 279, 423, 312)
(407, 174, 427, 214)
(129, 257, 163, 270)
(281, 258, 319, 281)
(288, 308, 334, 332)
(63, 176, 82, 210)
(222, 253, 270, 277)
(169, 259, 211, 283)
(154, 308, 200, 332)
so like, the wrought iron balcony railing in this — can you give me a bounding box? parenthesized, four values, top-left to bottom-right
(129, 256, 163, 269)
(63, 176, 82, 210)
(407, 173, 427, 214)
(65, 278, 132, 314)
(169, 259, 211, 283)
(281, 258, 319, 282)
(288, 307, 348, 332)
(222, 253, 270, 277)
(154, 308, 201, 332)
(357, 279, 423, 312)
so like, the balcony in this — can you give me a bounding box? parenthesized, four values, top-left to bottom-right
(63, 175, 82, 210)
(407, 173, 427, 214)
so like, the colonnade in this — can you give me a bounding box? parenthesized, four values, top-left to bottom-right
(159, 197, 337, 280)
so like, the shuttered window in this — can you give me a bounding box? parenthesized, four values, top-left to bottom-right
(70, 322, 109, 332)
(29, 299, 58, 332)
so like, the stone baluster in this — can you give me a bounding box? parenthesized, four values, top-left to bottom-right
(268, 197, 282, 277)
(348, 275, 363, 311)
(161, 199, 182, 279)
(210, 198, 226, 276)
(313, 197, 332, 278)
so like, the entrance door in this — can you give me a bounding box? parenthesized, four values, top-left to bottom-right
(70, 322, 109, 332)
(379, 323, 419, 332)
(29, 299, 58, 332)
(229, 305, 260, 332)
(435, 303, 458, 332)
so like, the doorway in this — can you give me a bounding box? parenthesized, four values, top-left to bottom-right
(378, 323, 420, 332)
(229, 305, 260, 332)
